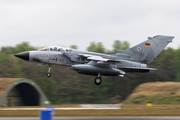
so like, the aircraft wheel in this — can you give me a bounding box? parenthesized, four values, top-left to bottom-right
(46, 73, 51, 77)
(94, 77, 102, 85)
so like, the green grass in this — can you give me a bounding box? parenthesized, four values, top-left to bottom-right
(123, 82, 180, 104)
(1, 104, 180, 117)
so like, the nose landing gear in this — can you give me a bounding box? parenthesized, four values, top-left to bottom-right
(46, 73, 51, 77)
(46, 64, 52, 77)
(94, 73, 102, 85)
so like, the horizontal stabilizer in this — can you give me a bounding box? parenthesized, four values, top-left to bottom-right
(120, 67, 157, 71)
(120, 67, 157, 73)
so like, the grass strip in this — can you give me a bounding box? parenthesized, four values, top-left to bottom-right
(1, 104, 180, 117)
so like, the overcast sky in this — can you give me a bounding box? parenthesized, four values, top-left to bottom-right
(0, 0, 180, 51)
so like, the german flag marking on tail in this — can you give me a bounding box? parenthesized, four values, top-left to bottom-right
(145, 43, 150, 47)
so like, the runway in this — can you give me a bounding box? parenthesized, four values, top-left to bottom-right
(0, 108, 119, 110)
(0, 117, 180, 120)
(0, 104, 121, 110)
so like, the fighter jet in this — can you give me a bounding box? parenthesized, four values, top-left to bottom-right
(14, 35, 174, 85)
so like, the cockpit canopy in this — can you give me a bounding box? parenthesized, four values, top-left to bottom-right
(38, 46, 73, 52)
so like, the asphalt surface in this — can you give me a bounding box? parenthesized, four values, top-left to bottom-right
(0, 108, 119, 110)
(0, 117, 180, 120)
(0, 104, 121, 111)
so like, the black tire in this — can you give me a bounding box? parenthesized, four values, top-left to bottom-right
(94, 77, 102, 85)
(46, 73, 51, 77)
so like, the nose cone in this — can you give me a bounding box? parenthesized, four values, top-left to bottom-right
(14, 51, 29, 61)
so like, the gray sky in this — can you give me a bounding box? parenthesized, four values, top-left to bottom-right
(0, 0, 180, 51)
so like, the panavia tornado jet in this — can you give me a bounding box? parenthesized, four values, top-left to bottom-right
(14, 35, 174, 85)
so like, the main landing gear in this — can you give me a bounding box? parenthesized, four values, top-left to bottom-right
(94, 73, 102, 85)
(46, 64, 52, 77)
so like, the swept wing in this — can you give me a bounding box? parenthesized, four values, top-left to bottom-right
(78, 54, 120, 63)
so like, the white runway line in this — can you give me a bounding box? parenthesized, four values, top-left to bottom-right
(0, 108, 120, 110)
(0, 104, 121, 110)
(80, 104, 121, 108)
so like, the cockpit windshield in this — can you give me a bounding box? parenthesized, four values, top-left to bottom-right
(39, 47, 48, 51)
(39, 46, 73, 52)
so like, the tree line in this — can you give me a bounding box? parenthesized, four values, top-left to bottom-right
(0, 40, 178, 104)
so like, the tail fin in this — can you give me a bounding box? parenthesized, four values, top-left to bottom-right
(116, 35, 174, 64)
